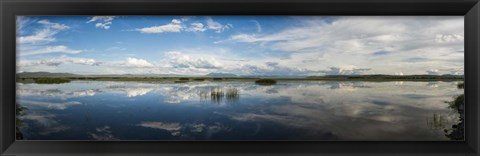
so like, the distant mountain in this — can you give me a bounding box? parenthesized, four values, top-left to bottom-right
(205, 72, 238, 77)
(17, 72, 79, 78)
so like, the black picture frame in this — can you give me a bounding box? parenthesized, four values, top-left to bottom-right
(1, 0, 479, 155)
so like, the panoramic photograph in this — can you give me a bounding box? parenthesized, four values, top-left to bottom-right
(16, 16, 464, 141)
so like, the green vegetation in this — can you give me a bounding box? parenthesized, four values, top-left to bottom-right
(33, 78, 70, 84)
(255, 79, 277, 85)
(213, 78, 223, 81)
(444, 82, 465, 140)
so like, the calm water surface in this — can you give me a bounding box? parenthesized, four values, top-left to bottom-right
(16, 80, 463, 140)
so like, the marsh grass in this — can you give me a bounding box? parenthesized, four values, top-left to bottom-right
(209, 87, 240, 104)
(210, 88, 225, 104)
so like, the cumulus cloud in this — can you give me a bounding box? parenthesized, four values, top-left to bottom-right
(163, 51, 221, 69)
(135, 19, 183, 33)
(321, 65, 371, 75)
(123, 57, 154, 67)
(206, 17, 233, 33)
(186, 22, 207, 32)
(426, 69, 440, 75)
(87, 16, 115, 29)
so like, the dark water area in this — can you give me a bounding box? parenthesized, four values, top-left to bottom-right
(15, 80, 463, 140)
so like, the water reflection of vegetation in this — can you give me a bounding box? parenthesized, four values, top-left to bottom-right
(174, 80, 188, 83)
(16, 103, 27, 140)
(255, 79, 277, 86)
(426, 113, 447, 130)
(444, 82, 464, 140)
(199, 87, 240, 104)
(17, 78, 71, 84)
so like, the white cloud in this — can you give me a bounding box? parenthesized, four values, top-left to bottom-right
(163, 51, 222, 69)
(95, 22, 112, 29)
(87, 16, 115, 29)
(135, 19, 183, 33)
(17, 20, 70, 44)
(447, 68, 464, 75)
(19, 45, 82, 56)
(321, 65, 371, 75)
(17, 19, 83, 57)
(171, 19, 182, 24)
(38, 19, 70, 30)
(426, 69, 440, 75)
(38, 20, 70, 30)
(206, 17, 233, 33)
(135, 17, 231, 34)
(123, 57, 154, 67)
(67, 58, 102, 66)
(435, 34, 463, 43)
(17, 29, 57, 44)
(251, 20, 262, 32)
(229, 34, 262, 42)
(186, 22, 207, 32)
(231, 62, 317, 76)
(18, 56, 101, 67)
(220, 16, 463, 75)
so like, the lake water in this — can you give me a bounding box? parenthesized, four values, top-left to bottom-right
(16, 80, 463, 140)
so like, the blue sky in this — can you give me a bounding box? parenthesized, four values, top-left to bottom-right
(16, 16, 464, 76)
